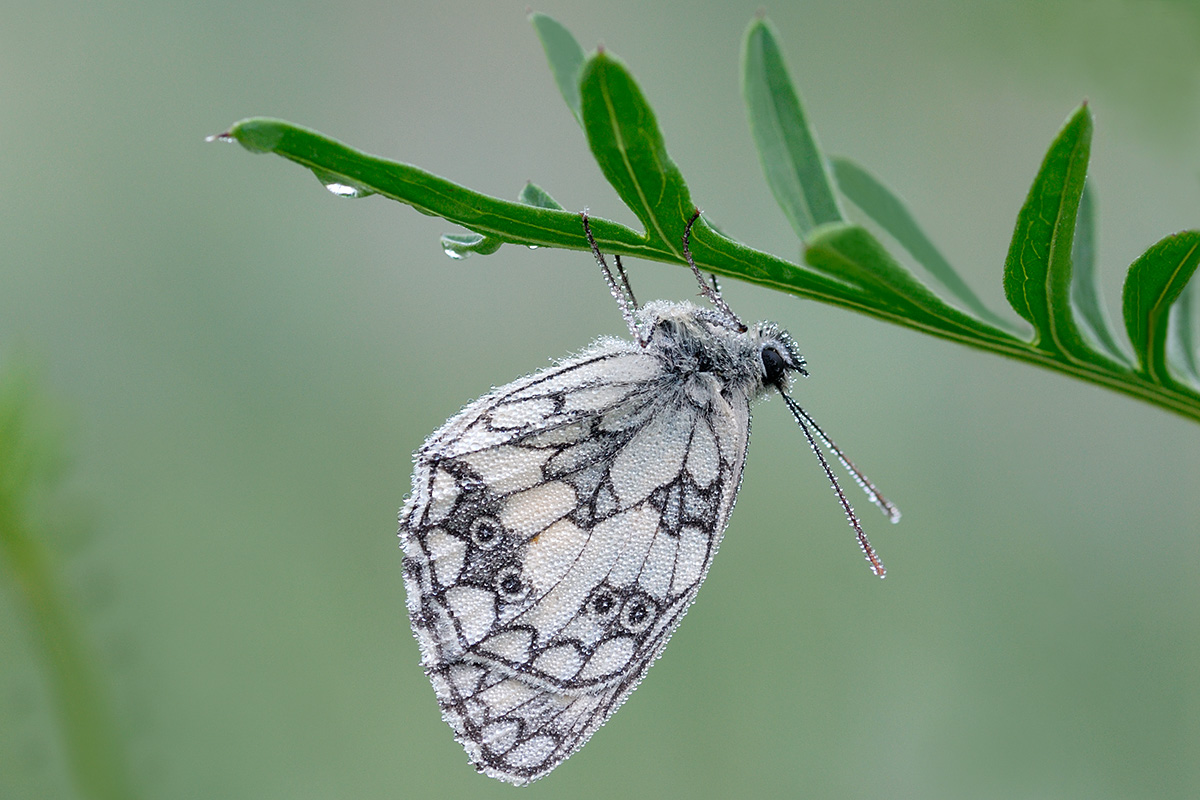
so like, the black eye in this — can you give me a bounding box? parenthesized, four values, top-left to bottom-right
(586, 587, 619, 621)
(592, 592, 615, 615)
(497, 568, 523, 597)
(470, 517, 503, 549)
(760, 345, 789, 386)
(619, 594, 658, 633)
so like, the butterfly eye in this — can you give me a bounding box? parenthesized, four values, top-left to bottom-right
(760, 344, 789, 387)
(470, 516, 504, 549)
(496, 567, 524, 598)
(619, 594, 658, 634)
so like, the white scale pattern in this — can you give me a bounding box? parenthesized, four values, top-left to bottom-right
(399, 217, 895, 785)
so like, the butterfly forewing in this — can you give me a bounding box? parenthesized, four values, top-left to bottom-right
(400, 330, 751, 784)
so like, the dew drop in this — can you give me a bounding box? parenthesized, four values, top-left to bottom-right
(205, 132, 234, 143)
(312, 169, 374, 199)
(443, 247, 467, 260)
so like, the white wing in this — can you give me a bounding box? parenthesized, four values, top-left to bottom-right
(399, 336, 751, 784)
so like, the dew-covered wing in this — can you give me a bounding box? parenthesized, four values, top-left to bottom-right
(399, 339, 752, 784)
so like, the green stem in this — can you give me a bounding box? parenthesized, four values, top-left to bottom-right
(0, 383, 138, 800)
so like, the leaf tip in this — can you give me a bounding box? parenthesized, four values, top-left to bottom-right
(1067, 101, 1094, 133)
(744, 16, 766, 45)
(744, 11, 778, 41)
(582, 43, 620, 77)
(224, 118, 286, 154)
(526, 8, 555, 29)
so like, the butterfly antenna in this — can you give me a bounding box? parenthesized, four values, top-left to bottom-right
(783, 392, 900, 523)
(582, 210, 643, 344)
(614, 254, 638, 310)
(779, 390, 895, 578)
(682, 209, 746, 332)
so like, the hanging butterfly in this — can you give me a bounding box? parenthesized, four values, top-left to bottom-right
(398, 210, 898, 785)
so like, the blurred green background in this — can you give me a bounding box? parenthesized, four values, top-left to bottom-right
(3, 1, 1200, 798)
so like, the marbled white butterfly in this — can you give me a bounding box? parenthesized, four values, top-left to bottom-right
(398, 210, 898, 785)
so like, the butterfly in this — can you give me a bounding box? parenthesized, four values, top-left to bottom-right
(398, 210, 899, 785)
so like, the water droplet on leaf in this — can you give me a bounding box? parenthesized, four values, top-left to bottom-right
(312, 169, 374, 199)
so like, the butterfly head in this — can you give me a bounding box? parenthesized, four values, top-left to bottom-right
(637, 301, 807, 401)
(752, 321, 807, 393)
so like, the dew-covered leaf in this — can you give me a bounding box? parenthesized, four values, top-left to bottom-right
(224, 118, 648, 254)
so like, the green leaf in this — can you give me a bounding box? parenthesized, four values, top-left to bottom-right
(579, 49, 695, 256)
(1002, 105, 1099, 363)
(219, 19, 1200, 425)
(1122, 231, 1200, 386)
(742, 17, 843, 239)
(530, 12, 585, 125)
(805, 224, 1020, 344)
(831, 157, 1013, 330)
(222, 117, 831, 296)
(439, 181, 564, 259)
(1068, 180, 1130, 364)
(1169, 279, 1200, 382)
(518, 181, 564, 210)
(224, 118, 654, 255)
